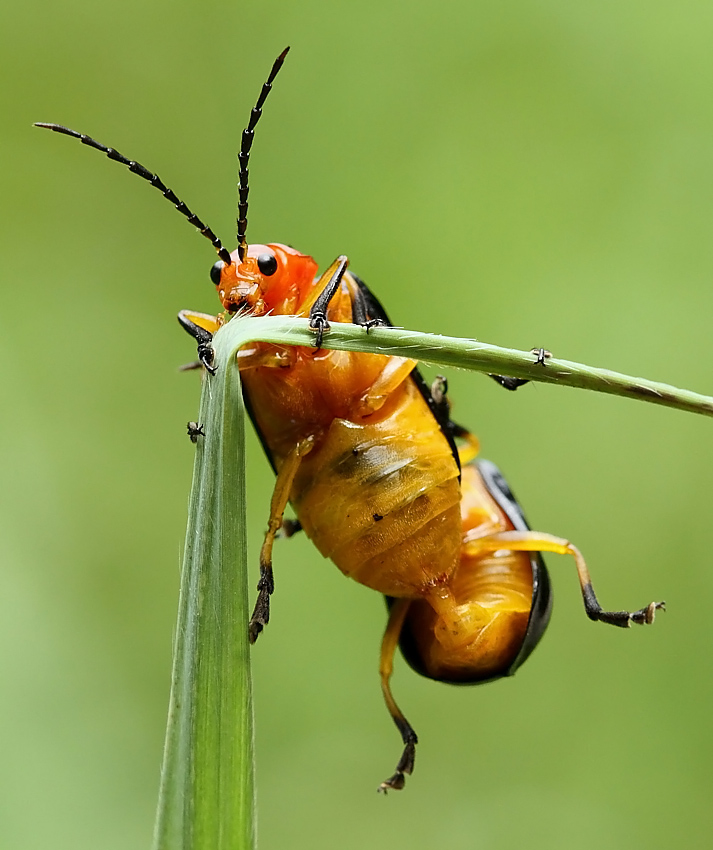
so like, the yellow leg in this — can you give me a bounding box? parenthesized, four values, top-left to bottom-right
(248, 436, 315, 643)
(463, 530, 665, 627)
(356, 356, 418, 416)
(378, 598, 418, 793)
(237, 344, 295, 370)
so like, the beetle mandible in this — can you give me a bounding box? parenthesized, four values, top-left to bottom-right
(36, 47, 664, 793)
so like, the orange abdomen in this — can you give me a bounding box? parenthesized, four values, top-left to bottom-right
(242, 348, 462, 599)
(400, 463, 534, 682)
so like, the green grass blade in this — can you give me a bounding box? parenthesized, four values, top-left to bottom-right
(153, 324, 254, 850)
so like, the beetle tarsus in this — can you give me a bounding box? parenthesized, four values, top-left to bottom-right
(177, 313, 217, 374)
(187, 421, 205, 443)
(249, 563, 275, 639)
(378, 771, 405, 794)
(307, 255, 348, 349)
(278, 518, 302, 538)
(378, 735, 417, 794)
(249, 569, 275, 643)
(362, 317, 385, 333)
(582, 583, 665, 628)
(309, 312, 330, 350)
(197, 342, 216, 375)
(489, 374, 530, 391)
(629, 600, 666, 625)
(531, 347, 551, 366)
(488, 349, 550, 390)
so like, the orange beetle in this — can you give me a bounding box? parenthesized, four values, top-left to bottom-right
(36, 48, 664, 792)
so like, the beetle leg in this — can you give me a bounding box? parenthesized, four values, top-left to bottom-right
(378, 598, 419, 793)
(186, 421, 205, 443)
(489, 374, 530, 391)
(278, 518, 302, 538)
(298, 255, 349, 349)
(490, 349, 551, 389)
(177, 310, 221, 375)
(349, 284, 386, 332)
(356, 356, 418, 416)
(531, 347, 551, 366)
(249, 436, 315, 643)
(237, 344, 295, 370)
(450, 422, 480, 465)
(463, 530, 665, 627)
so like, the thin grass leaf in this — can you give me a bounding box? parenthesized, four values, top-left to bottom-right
(153, 324, 254, 850)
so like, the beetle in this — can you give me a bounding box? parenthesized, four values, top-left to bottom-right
(36, 47, 664, 792)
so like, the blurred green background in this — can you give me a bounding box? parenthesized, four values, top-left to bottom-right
(2, 0, 713, 847)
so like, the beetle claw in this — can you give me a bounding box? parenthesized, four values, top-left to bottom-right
(309, 312, 330, 350)
(248, 610, 267, 643)
(197, 343, 217, 375)
(531, 347, 551, 366)
(186, 422, 206, 443)
(631, 600, 666, 625)
(249, 585, 272, 644)
(378, 738, 416, 793)
(378, 772, 406, 794)
(362, 317, 385, 334)
(590, 600, 666, 628)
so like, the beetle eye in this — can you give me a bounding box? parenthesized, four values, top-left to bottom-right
(257, 252, 278, 276)
(210, 261, 224, 285)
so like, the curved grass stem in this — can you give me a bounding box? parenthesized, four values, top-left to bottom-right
(222, 316, 713, 418)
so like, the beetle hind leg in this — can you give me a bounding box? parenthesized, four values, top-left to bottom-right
(378, 598, 418, 793)
(463, 530, 665, 628)
(582, 587, 665, 628)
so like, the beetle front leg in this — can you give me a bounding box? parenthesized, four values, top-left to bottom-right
(463, 530, 665, 627)
(489, 348, 551, 391)
(378, 598, 418, 793)
(249, 436, 315, 643)
(299, 255, 349, 349)
(177, 310, 221, 374)
(489, 374, 530, 391)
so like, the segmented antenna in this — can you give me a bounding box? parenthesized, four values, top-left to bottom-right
(236, 46, 290, 263)
(34, 122, 233, 266)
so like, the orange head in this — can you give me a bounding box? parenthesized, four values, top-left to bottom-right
(210, 243, 319, 316)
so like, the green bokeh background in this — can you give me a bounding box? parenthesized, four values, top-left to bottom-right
(3, 1, 713, 848)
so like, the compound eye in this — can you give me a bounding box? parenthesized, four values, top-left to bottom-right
(210, 261, 224, 285)
(257, 252, 278, 276)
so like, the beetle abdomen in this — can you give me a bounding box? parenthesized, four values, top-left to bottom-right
(292, 378, 461, 597)
(398, 462, 536, 683)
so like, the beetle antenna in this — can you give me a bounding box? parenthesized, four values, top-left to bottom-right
(236, 46, 290, 263)
(33, 122, 233, 266)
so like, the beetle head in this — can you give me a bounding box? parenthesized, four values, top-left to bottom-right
(211, 242, 319, 315)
